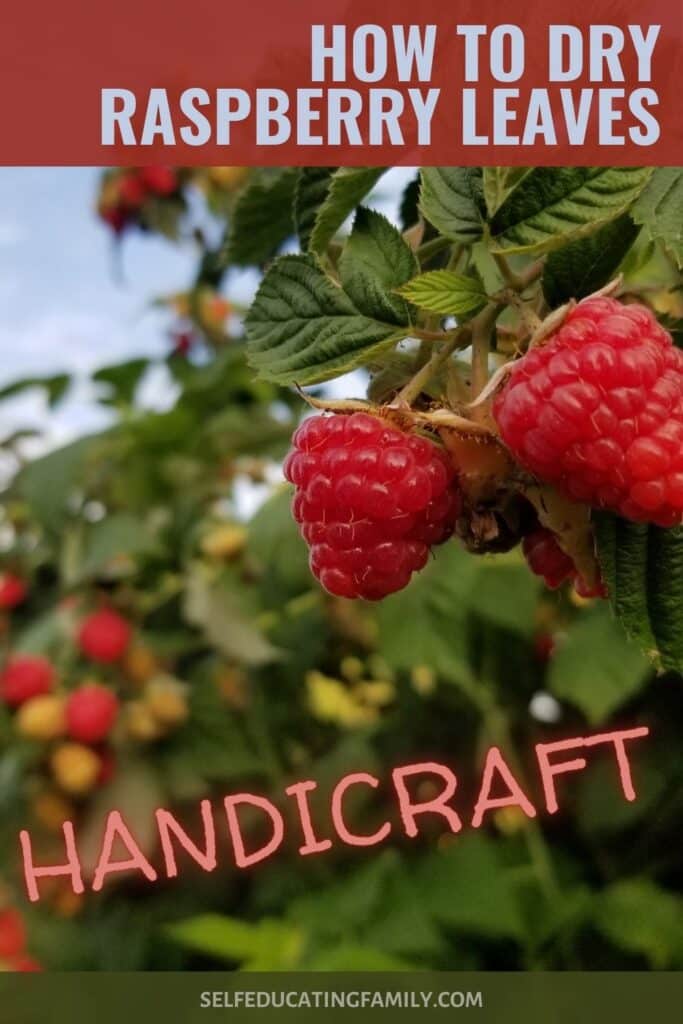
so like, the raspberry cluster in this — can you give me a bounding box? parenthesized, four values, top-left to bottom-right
(99, 166, 179, 235)
(284, 413, 461, 600)
(522, 527, 605, 599)
(494, 298, 683, 527)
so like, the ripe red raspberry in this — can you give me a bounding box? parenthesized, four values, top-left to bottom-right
(99, 204, 128, 234)
(78, 608, 131, 663)
(522, 527, 575, 589)
(284, 413, 462, 600)
(0, 909, 26, 959)
(494, 298, 683, 527)
(139, 165, 177, 196)
(523, 527, 606, 598)
(66, 684, 119, 744)
(0, 656, 54, 708)
(118, 172, 147, 209)
(170, 329, 195, 357)
(0, 572, 27, 609)
(96, 747, 117, 785)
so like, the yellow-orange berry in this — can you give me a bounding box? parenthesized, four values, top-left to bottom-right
(200, 524, 247, 560)
(125, 700, 165, 742)
(15, 695, 66, 741)
(144, 677, 189, 727)
(51, 743, 101, 796)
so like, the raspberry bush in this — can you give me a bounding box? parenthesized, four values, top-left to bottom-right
(0, 164, 680, 972)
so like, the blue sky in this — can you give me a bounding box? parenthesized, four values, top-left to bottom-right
(0, 167, 413, 456)
(0, 168, 202, 450)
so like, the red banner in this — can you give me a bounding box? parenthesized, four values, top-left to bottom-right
(0, 0, 680, 164)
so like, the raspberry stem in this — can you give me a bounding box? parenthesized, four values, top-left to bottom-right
(469, 258, 545, 401)
(416, 236, 452, 263)
(397, 326, 471, 405)
(451, 671, 562, 904)
(471, 302, 504, 399)
(493, 254, 545, 293)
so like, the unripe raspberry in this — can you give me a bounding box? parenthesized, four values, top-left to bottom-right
(494, 298, 683, 527)
(0, 656, 54, 708)
(284, 413, 462, 600)
(139, 165, 177, 196)
(51, 743, 101, 796)
(207, 166, 249, 191)
(523, 527, 606, 598)
(200, 293, 231, 328)
(144, 676, 189, 727)
(411, 664, 437, 696)
(78, 608, 131, 663)
(0, 909, 26, 959)
(32, 790, 74, 833)
(200, 523, 247, 560)
(122, 643, 158, 686)
(51, 885, 84, 919)
(215, 666, 249, 709)
(65, 684, 119, 743)
(0, 573, 27, 609)
(15, 694, 67, 741)
(125, 700, 165, 742)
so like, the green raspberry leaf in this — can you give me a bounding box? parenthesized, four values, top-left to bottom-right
(490, 167, 653, 255)
(397, 269, 487, 318)
(419, 167, 485, 243)
(375, 542, 477, 687)
(245, 254, 409, 385)
(338, 207, 418, 324)
(594, 513, 683, 673)
(594, 880, 683, 969)
(482, 167, 532, 216)
(223, 169, 298, 266)
(0, 372, 72, 408)
(309, 167, 387, 254)
(542, 214, 640, 307)
(631, 167, 683, 269)
(547, 603, 652, 725)
(294, 168, 336, 251)
(417, 835, 525, 940)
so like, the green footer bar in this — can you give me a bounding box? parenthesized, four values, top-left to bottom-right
(0, 973, 681, 1023)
